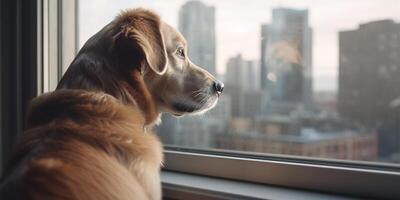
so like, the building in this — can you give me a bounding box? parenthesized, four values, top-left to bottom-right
(218, 123, 378, 161)
(205, 94, 232, 134)
(217, 129, 377, 161)
(156, 114, 180, 144)
(260, 8, 313, 109)
(157, 114, 212, 148)
(314, 91, 337, 113)
(225, 54, 263, 117)
(338, 19, 400, 126)
(245, 60, 260, 91)
(157, 94, 232, 148)
(178, 0, 216, 75)
(207, 95, 232, 121)
(238, 91, 265, 118)
(226, 54, 260, 91)
(225, 54, 246, 91)
(338, 19, 400, 160)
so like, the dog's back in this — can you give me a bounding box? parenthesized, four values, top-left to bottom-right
(0, 90, 162, 200)
(0, 8, 222, 199)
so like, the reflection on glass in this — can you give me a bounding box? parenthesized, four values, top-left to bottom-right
(80, 0, 400, 164)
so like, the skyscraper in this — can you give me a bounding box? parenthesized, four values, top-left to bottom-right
(338, 20, 400, 125)
(225, 54, 246, 117)
(338, 20, 400, 159)
(225, 54, 245, 90)
(245, 60, 260, 91)
(260, 8, 312, 108)
(225, 54, 264, 117)
(178, 1, 216, 75)
(226, 54, 260, 92)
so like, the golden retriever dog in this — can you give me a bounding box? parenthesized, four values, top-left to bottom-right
(0, 8, 223, 200)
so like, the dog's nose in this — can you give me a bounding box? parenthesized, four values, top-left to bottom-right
(213, 80, 224, 95)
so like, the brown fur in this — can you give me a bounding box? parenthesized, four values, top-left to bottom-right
(56, 8, 166, 126)
(129, 70, 159, 124)
(0, 9, 166, 200)
(1, 90, 162, 200)
(1, 7, 222, 200)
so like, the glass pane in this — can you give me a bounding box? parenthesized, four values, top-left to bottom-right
(79, 0, 400, 165)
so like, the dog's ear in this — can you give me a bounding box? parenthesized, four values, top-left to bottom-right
(113, 9, 167, 75)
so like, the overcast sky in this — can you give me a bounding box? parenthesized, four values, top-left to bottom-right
(79, 0, 400, 91)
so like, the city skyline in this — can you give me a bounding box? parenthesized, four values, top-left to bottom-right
(80, 0, 400, 91)
(78, 0, 400, 164)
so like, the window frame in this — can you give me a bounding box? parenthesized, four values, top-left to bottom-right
(38, 0, 78, 94)
(0, 0, 78, 174)
(1, 0, 39, 173)
(163, 146, 400, 199)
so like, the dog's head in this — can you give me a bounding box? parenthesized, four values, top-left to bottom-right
(112, 9, 223, 117)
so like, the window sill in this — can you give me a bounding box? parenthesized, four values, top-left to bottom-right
(161, 171, 359, 200)
(163, 148, 400, 199)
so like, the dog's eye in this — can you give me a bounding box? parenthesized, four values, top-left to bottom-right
(176, 48, 185, 58)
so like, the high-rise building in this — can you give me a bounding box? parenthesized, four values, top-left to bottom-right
(338, 20, 400, 125)
(225, 54, 263, 117)
(338, 19, 400, 159)
(178, 1, 216, 75)
(226, 54, 259, 92)
(225, 54, 246, 117)
(225, 54, 245, 90)
(245, 60, 260, 91)
(260, 8, 312, 108)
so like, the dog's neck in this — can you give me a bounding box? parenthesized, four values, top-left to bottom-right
(126, 69, 160, 126)
(57, 61, 160, 127)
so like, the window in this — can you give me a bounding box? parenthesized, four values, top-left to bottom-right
(38, 0, 78, 93)
(80, 0, 400, 165)
(37, 0, 400, 198)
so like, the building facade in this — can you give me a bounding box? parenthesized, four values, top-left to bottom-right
(218, 117, 378, 161)
(338, 20, 400, 126)
(178, 0, 216, 75)
(338, 20, 400, 160)
(260, 8, 313, 109)
(225, 54, 263, 117)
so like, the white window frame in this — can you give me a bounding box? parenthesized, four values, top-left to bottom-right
(37, 0, 78, 94)
(42, 1, 400, 199)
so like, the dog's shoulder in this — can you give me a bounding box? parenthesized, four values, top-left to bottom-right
(1, 89, 162, 199)
(27, 89, 145, 128)
(26, 89, 162, 162)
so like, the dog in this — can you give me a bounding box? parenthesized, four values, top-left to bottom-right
(0, 8, 223, 200)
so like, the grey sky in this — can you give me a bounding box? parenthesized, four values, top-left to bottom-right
(79, 0, 400, 91)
